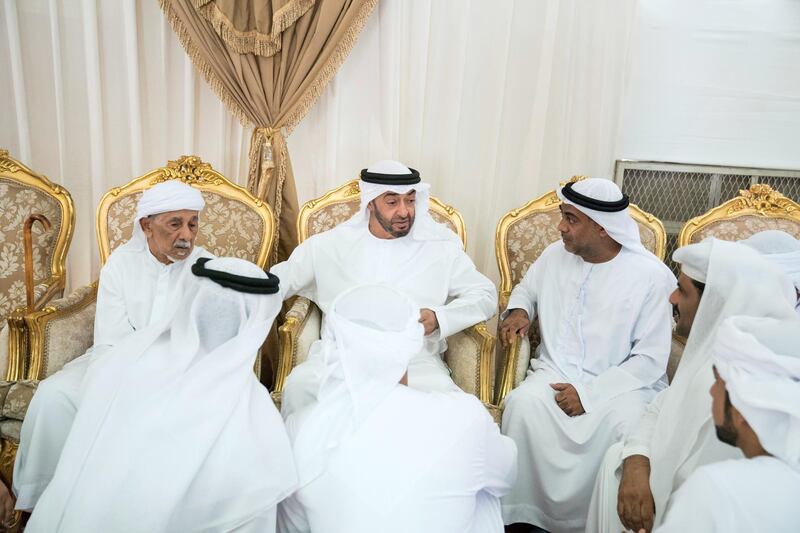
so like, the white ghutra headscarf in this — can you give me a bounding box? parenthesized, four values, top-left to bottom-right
(340, 159, 462, 245)
(125, 179, 206, 252)
(26, 258, 295, 533)
(712, 315, 800, 469)
(740, 230, 800, 295)
(557, 177, 676, 291)
(290, 284, 425, 487)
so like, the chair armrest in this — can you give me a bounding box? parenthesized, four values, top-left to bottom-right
(24, 283, 97, 380)
(275, 297, 321, 394)
(496, 335, 532, 405)
(443, 322, 495, 405)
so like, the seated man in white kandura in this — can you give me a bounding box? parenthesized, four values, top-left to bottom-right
(587, 238, 797, 533)
(26, 257, 297, 533)
(655, 314, 800, 532)
(278, 284, 517, 533)
(13, 180, 213, 511)
(498, 178, 676, 533)
(270, 160, 496, 418)
(740, 230, 800, 315)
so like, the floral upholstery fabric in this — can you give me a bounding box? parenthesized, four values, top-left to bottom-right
(1, 380, 36, 422)
(443, 330, 479, 395)
(0, 178, 63, 321)
(504, 210, 562, 289)
(304, 199, 458, 239)
(0, 419, 21, 442)
(690, 216, 800, 243)
(38, 284, 97, 379)
(106, 191, 265, 262)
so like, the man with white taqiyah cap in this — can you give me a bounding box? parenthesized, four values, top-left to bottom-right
(498, 178, 676, 533)
(13, 180, 213, 511)
(588, 238, 797, 533)
(278, 284, 516, 533)
(270, 160, 496, 418)
(654, 314, 800, 532)
(740, 229, 800, 315)
(26, 257, 296, 533)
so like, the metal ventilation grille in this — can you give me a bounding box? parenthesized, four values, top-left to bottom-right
(614, 161, 800, 274)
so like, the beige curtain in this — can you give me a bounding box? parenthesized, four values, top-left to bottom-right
(160, 0, 378, 263)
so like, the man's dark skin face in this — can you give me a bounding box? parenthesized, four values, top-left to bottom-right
(367, 191, 416, 239)
(557, 204, 621, 263)
(668, 272, 703, 338)
(140, 209, 199, 264)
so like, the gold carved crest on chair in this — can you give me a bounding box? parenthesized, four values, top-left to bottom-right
(678, 184, 800, 246)
(0, 149, 75, 381)
(276, 178, 495, 406)
(494, 176, 667, 404)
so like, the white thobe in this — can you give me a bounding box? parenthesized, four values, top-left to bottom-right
(270, 225, 496, 417)
(278, 388, 517, 533)
(501, 242, 672, 532)
(654, 457, 800, 532)
(13, 244, 211, 510)
(586, 361, 741, 533)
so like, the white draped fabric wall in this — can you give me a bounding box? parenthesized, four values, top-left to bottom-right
(0, 0, 250, 290)
(2, 0, 799, 289)
(289, 0, 638, 279)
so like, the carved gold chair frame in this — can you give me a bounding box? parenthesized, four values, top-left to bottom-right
(1, 149, 75, 381)
(494, 176, 667, 404)
(275, 179, 496, 406)
(678, 183, 800, 246)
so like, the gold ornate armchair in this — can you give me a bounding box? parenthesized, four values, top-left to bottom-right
(0, 150, 74, 383)
(274, 179, 496, 406)
(494, 176, 667, 405)
(677, 184, 800, 246)
(0, 156, 275, 494)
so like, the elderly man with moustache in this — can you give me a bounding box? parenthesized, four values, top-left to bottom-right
(13, 180, 213, 512)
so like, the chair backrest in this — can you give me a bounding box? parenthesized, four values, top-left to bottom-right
(296, 179, 467, 247)
(0, 149, 74, 320)
(495, 176, 667, 310)
(678, 184, 800, 246)
(96, 156, 275, 268)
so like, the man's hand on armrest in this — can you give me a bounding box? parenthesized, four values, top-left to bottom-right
(499, 308, 530, 347)
(418, 308, 439, 336)
(618, 454, 655, 533)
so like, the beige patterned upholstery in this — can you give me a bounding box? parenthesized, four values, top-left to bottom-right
(678, 184, 800, 246)
(494, 176, 668, 404)
(276, 179, 495, 405)
(0, 150, 75, 383)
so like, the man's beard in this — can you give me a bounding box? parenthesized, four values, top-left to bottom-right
(374, 209, 414, 238)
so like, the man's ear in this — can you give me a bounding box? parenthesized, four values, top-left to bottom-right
(367, 199, 375, 213)
(139, 217, 152, 235)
